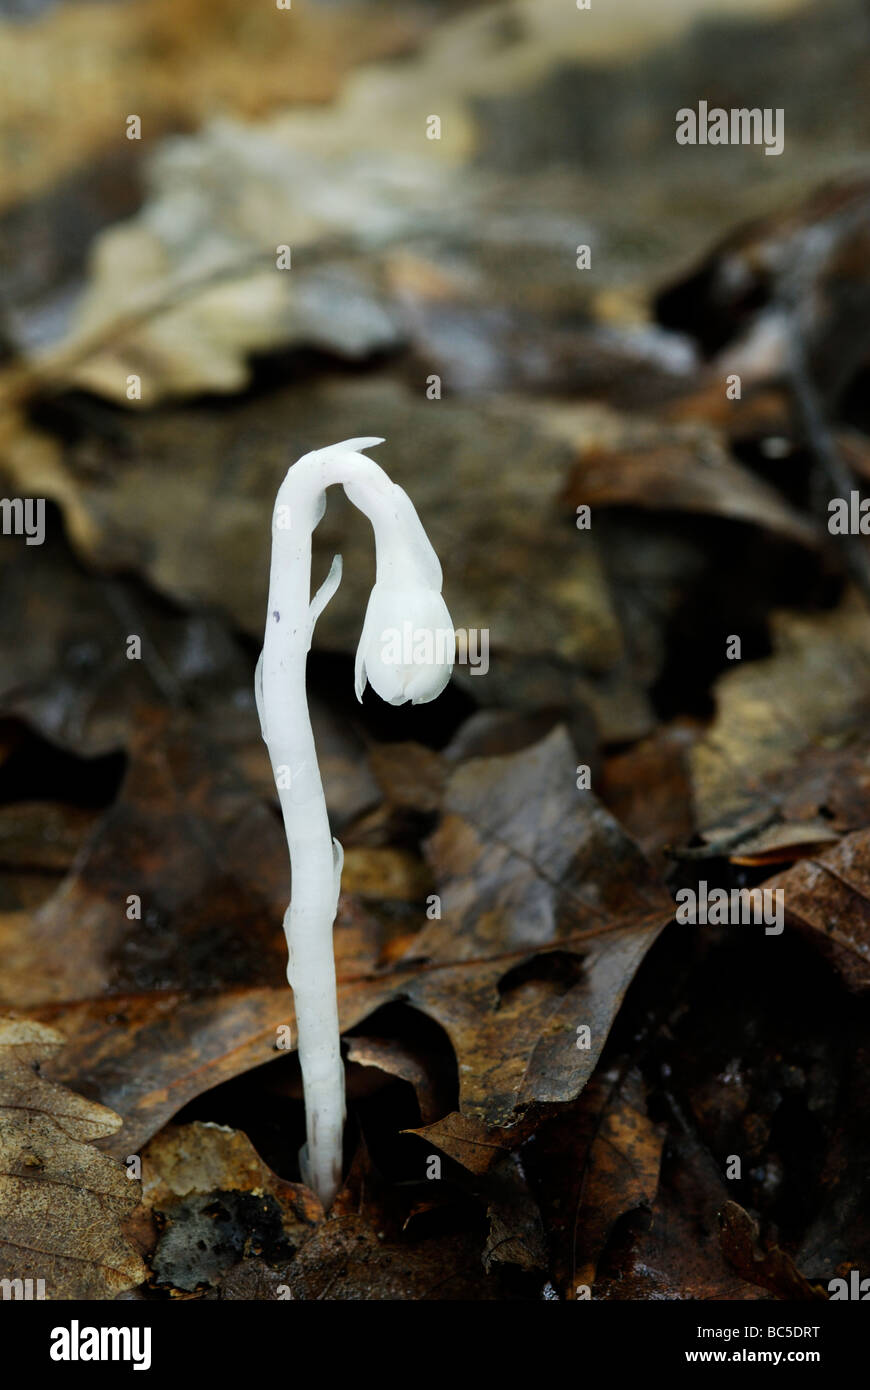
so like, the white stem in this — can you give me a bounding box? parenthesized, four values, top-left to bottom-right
(258, 437, 447, 1208)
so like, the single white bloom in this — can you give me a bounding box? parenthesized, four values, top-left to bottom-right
(258, 437, 453, 1208)
(355, 583, 455, 705)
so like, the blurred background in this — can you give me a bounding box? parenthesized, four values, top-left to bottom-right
(1, 0, 870, 1301)
(1, 0, 869, 742)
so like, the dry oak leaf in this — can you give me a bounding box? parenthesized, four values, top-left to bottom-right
(409, 725, 673, 1129)
(406, 1112, 511, 1177)
(0, 1017, 145, 1299)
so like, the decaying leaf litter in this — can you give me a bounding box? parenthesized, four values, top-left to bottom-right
(1, 0, 870, 1299)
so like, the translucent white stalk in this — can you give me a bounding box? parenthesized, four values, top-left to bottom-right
(257, 438, 453, 1207)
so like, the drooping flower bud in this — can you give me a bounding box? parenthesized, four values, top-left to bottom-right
(355, 582, 455, 705)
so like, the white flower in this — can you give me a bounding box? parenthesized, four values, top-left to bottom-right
(355, 582, 455, 705)
(260, 437, 453, 1206)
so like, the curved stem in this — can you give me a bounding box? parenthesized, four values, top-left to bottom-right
(259, 439, 417, 1207)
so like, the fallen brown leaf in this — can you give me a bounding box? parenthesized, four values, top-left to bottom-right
(593, 1126, 771, 1302)
(345, 1036, 442, 1126)
(520, 1066, 663, 1298)
(600, 719, 699, 871)
(571, 1068, 664, 1290)
(691, 593, 870, 848)
(561, 423, 818, 547)
(27, 726, 672, 1165)
(406, 726, 672, 1127)
(719, 1201, 828, 1301)
(765, 830, 870, 989)
(0, 1017, 145, 1299)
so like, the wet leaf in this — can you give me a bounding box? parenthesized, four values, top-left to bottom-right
(0, 801, 99, 873)
(341, 848, 432, 902)
(727, 820, 840, 867)
(367, 741, 446, 815)
(657, 177, 870, 405)
(406, 1113, 512, 1178)
(798, 1034, 870, 1279)
(256, 1138, 508, 1301)
(274, 1213, 498, 1301)
(35, 989, 300, 1160)
(3, 0, 869, 1303)
(0, 508, 258, 759)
